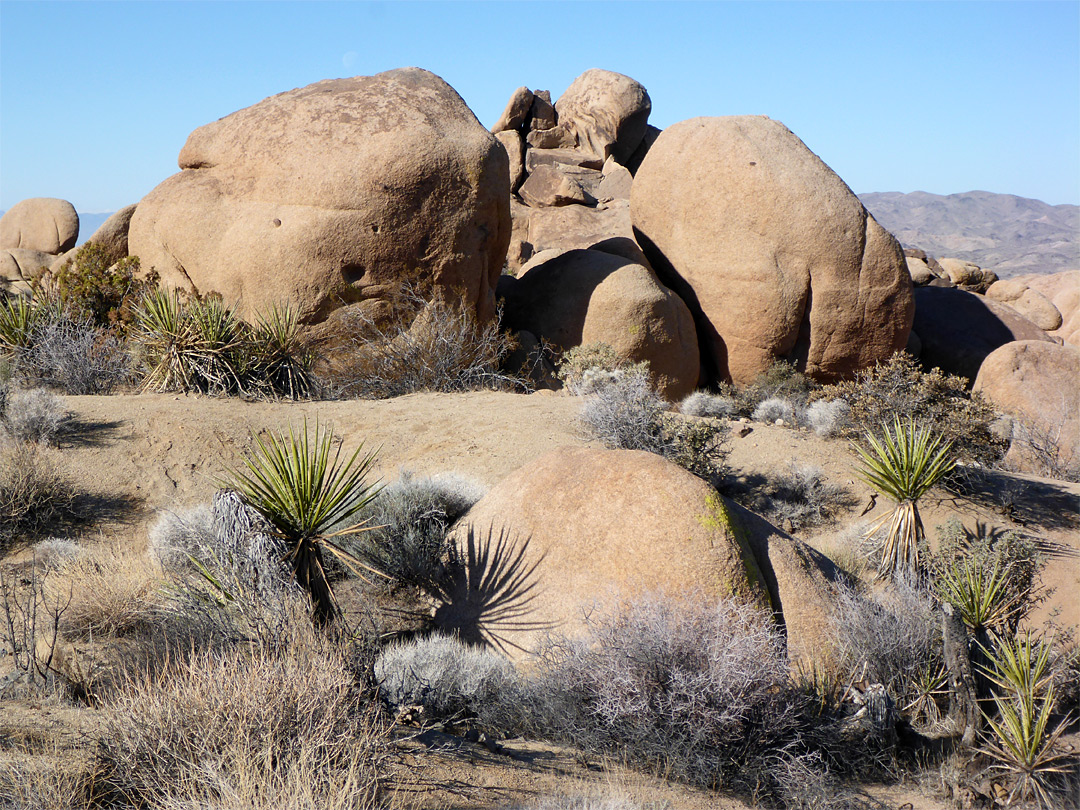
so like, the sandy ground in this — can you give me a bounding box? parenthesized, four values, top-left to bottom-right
(4, 388, 1079, 809)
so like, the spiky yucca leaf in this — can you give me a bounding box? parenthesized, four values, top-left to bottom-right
(978, 633, 1075, 809)
(133, 288, 196, 392)
(935, 555, 1023, 633)
(221, 419, 383, 625)
(853, 417, 955, 581)
(852, 416, 956, 503)
(250, 303, 315, 399)
(0, 295, 43, 356)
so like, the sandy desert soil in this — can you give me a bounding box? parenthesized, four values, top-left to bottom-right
(4, 388, 1078, 809)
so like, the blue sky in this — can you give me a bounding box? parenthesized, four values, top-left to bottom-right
(1, 1, 1077, 213)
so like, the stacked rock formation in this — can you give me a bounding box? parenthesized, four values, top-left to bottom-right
(0, 198, 80, 297)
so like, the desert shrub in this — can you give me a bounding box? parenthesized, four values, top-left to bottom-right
(38, 244, 157, 332)
(46, 552, 163, 641)
(31, 537, 83, 571)
(580, 370, 668, 453)
(375, 632, 518, 724)
(95, 641, 387, 809)
(17, 312, 131, 395)
(0, 441, 77, 550)
(818, 352, 1003, 468)
(247, 303, 318, 399)
(579, 371, 728, 483)
(0, 295, 44, 359)
(329, 286, 523, 398)
(147, 503, 216, 574)
(719, 359, 817, 417)
(1007, 412, 1080, 482)
(753, 396, 799, 425)
(556, 342, 651, 396)
(346, 470, 485, 591)
(741, 463, 853, 532)
(804, 399, 851, 438)
(830, 581, 945, 724)
(521, 591, 806, 795)
(1, 387, 66, 444)
(678, 390, 736, 419)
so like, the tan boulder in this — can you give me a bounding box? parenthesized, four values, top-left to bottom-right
(527, 90, 557, 132)
(525, 147, 603, 172)
(498, 247, 699, 399)
(491, 86, 533, 133)
(1013, 270, 1080, 349)
(625, 124, 661, 176)
(974, 340, 1080, 476)
(986, 279, 1063, 331)
(554, 69, 651, 164)
(51, 204, 140, 273)
(598, 156, 633, 200)
(912, 286, 1053, 381)
(448, 447, 840, 664)
(1, 248, 53, 297)
(518, 164, 591, 208)
(938, 257, 983, 286)
(0, 198, 79, 255)
(631, 116, 913, 385)
(504, 198, 635, 274)
(906, 256, 936, 286)
(495, 130, 526, 193)
(129, 68, 510, 323)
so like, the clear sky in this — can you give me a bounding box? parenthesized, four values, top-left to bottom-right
(1, 1, 1077, 214)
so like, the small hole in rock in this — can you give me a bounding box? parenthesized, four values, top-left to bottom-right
(341, 264, 366, 286)
(272, 218, 282, 227)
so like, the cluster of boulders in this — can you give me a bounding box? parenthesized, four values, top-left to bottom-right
(3, 65, 1076, 475)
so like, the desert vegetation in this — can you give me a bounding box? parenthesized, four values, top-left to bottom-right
(1, 292, 1077, 809)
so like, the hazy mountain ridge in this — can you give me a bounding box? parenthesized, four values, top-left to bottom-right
(859, 190, 1079, 278)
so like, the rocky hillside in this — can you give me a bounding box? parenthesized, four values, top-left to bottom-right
(859, 190, 1079, 278)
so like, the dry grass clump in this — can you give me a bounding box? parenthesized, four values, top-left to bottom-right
(46, 551, 163, 641)
(733, 462, 855, 533)
(0, 440, 78, 550)
(95, 640, 388, 809)
(0, 749, 97, 810)
(752, 396, 798, 425)
(328, 286, 523, 399)
(804, 399, 851, 438)
(16, 311, 131, 395)
(678, 390, 736, 419)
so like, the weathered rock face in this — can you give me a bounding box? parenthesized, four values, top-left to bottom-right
(906, 256, 936, 286)
(937, 257, 997, 293)
(0, 248, 54, 296)
(986, 279, 1063, 332)
(912, 286, 1053, 381)
(974, 341, 1079, 476)
(499, 247, 699, 398)
(0, 198, 79, 255)
(448, 447, 840, 664)
(1012, 270, 1080, 349)
(49, 204, 140, 274)
(129, 68, 510, 323)
(631, 116, 914, 385)
(554, 69, 652, 164)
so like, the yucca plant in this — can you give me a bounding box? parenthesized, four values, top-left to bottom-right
(249, 303, 315, 399)
(935, 555, 1024, 637)
(0, 296, 43, 358)
(221, 419, 383, 626)
(132, 288, 197, 392)
(852, 417, 955, 581)
(978, 632, 1075, 808)
(185, 294, 247, 394)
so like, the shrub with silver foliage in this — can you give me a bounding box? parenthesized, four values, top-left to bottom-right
(31, 537, 83, 570)
(375, 633, 518, 721)
(1, 388, 66, 444)
(524, 592, 803, 794)
(679, 391, 736, 419)
(19, 314, 130, 395)
(579, 370, 669, 454)
(348, 470, 486, 589)
(752, 396, 798, 425)
(147, 504, 216, 573)
(805, 399, 851, 438)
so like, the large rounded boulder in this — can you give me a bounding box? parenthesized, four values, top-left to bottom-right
(974, 341, 1079, 476)
(912, 286, 1053, 381)
(498, 247, 700, 398)
(447, 447, 841, 664)
(630, 116, 914, 385)
(554, 69, 651, 164)
(0, 198, 79, 255)
(1013, 270, 1080, 349)
(129, 68, 510, 323)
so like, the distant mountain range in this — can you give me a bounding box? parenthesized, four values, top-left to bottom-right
(859, 190, 1079, 278)
(6, 192, 1079, 278)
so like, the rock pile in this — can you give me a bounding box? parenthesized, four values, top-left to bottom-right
(0, 198, 79, 296)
